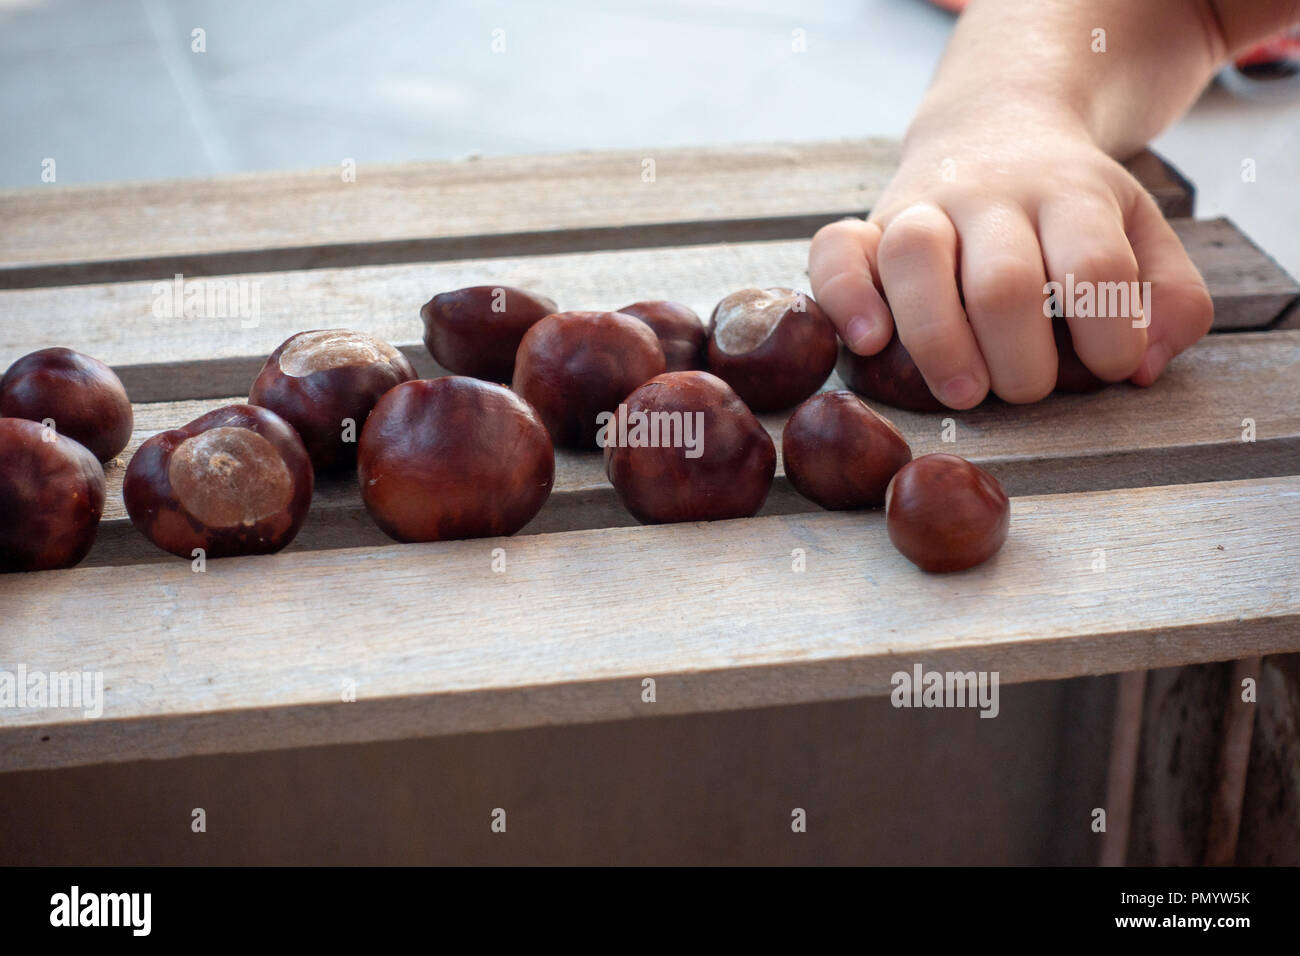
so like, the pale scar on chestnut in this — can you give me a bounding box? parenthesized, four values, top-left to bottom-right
(712, 289, 799, 354)
(277, 330, 404, 377)
(167, 427, 293, 528)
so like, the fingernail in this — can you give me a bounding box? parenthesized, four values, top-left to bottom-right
(1139, 342, 1172, 382)
(940, 374, 980, 407)
(845, 315, 879, 353)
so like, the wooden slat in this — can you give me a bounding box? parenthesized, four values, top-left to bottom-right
(0, 681, 1102, 865)
(78, 329, 1300, 566)
(1, 477, 1297, 772)
(0, 143, 1192, 288)
(0, 221, 1294, 407)
(1237, 653, 1300, 863)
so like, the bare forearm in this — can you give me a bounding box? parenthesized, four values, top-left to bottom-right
(908, 0, 1299, 159)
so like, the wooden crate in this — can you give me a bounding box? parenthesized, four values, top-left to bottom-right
(0, 141, 1297, 865)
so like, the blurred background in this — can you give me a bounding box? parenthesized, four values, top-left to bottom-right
(2, 0, 1297, 275)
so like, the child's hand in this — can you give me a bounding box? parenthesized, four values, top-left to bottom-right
(810, 112, 1213, 409)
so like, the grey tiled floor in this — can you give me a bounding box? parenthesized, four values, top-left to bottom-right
(2, 0, 1297, 277)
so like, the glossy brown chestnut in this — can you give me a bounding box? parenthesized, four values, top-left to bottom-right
(123, 404, 313, 559)
(1052, 318, 1108, 394)
(605, 371, 776, 524)
(0, 417, 106, 572)
(782, 390, 912, 510)
(835, 335, 946, 413)
(249, 329, 415, 472)
(885, 454, 1009, 573)
(617, 300, 706, 372)
(512, 310, 666, 449)
(421, 285, 557, 382)
(358, 377, 554, 542)
(0, 347, 133, 462)
(706, 288, 837, 412)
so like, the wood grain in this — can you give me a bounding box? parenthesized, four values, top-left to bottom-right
(0, 221, 1294, 405)
(0, 142, 1191, 288)
(1, 477, 1297, 772)
(0, 679, 1099, 865)
(78, 329, 1300, 565)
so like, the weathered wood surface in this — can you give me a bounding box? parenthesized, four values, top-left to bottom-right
(2, 477, 1297, 772)
(0, 143, 1194, 288)
(0, 219, 1293, 406)
(0, 678, 1104, 865)
(76, 329, 1300, 566)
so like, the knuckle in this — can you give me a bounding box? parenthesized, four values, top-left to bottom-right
(877, 213, 950, 266)
(1177, 281, 1215, 338)
(811, 219, 858, 245)
(1067, 250, 1136, 285)
(964, 257, 1041, 319)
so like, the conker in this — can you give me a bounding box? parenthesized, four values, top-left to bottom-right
(605, 371, 776, 524)
(249, 329, 415, 472)
(124, 404, 313, 559)
(0, 347, 133, 462)
(512, 310, 666, 449)
(0, 417, 105, 572)
(885, 454, 1009, 573)
(358, 377, 554, 542)
(782, 391, 912, 510)
(1052, 319, 1108, 394)
(836, 335, 945, 413)
(706, 288, 837, 412)
(617, 301, 706, 372)
(421, 285, 557, 382)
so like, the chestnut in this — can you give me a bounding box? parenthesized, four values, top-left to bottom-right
(124, 404, 313, 559)
(782, 391, 912, 510)
(249, 329, 415, 472)
(706, 288, 837, 412)
(617, 301, 706, 372)
(358, 377, 554, 542)
(512, 310, 666, 449)
(836, 335, 946, 413)
(885, 454, 1009, 573)
(605, 371, 776, 524)
(1052, 319, 1108, 394)
(421, 285, 557, 382)
(0, 347, 133, 462)
(0, 417, 105, 572)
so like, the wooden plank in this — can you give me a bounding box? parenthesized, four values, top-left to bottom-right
(0, 222, 1294, 406)
(1177, 219, 1299, 330)
(1123, 150, 1196, 218)
(76, 329, 1300, 565)
(0, 681, 1096, 865)
(1099, 671, 1146, 866)
(1127, 662, 1226, 865)
(1, 477, 1297, 772)
(1237, 653, 1300, 864)
(1203, 656, 1260, 865)
(0, 143, 1190, 288)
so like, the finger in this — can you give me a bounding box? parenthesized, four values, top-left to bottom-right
(808, 218, 893, 355)
(951, 203, 1056, 403)
(1038, 192, 1147, 382)
(876, 202, 989, 409)
(1123, 191, 1214, 385)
